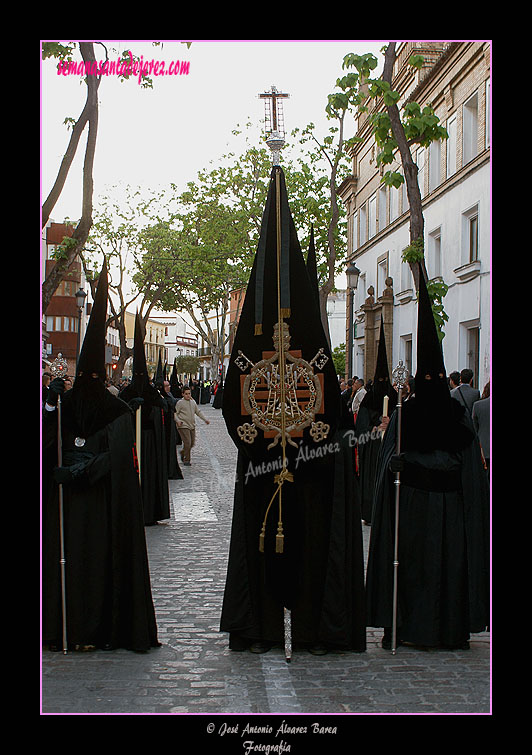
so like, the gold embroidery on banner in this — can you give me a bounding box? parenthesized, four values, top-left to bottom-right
(236, 321, 329, 448)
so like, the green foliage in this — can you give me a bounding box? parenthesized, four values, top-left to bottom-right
(50, 234, 78, 260)
(332, 342, 346, 376)
(401, 237, 425, 264)
(175, 354, 200, 375)
(427, 278, 449, 342)
(342, 48, 449, 180)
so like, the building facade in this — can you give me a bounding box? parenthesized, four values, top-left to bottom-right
(339, 41, 490, 389)
(42, 220, 121, 378)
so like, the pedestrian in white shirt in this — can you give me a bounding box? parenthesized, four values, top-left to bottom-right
(351, 378, 367, 416)
(174, 386, 210, 466)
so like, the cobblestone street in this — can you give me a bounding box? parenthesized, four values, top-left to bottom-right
(41, 403, 491, 725)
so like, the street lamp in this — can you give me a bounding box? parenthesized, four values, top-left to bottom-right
(75, 287, 87, 362)
(346, 262, 361, 380)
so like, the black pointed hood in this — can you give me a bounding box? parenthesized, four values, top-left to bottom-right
(401, 265, 465, 451)
(66, 261, 130, 435)
(222, 165, 340, 464)
(155, 352, 164, 390)
(360, 318, 397, 414)
(120, 312, 162, 408)
(170, 359, 179, 395)
(415, 269, 446, 384)
(76, 261, 108, 380)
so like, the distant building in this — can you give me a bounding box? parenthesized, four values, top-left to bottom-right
(339, 42, 490, 389)
(42, 220, 120, 379)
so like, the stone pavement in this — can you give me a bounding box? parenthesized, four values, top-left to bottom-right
(41, 403, 491, 724)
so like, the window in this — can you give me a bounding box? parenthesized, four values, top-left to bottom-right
(352, 211, 358, 251)
(377, 256, 388, 296)
(378, 186, 387, 231)
(428, 139, 441, 192)
(469, 214, 479, 262)
(461, 204, 479, 263)
(485, 79, 490, 149)
(428, 227, 442, 278)
(416, 148, 426, 198)
(390, 183, 398, 221)
(359, 205, 367, 246)
(463, 92, 479, 165)
(369, 194, 377, 239)
(401, 174, 409, 213)
(446, 114, 457, 177)
(401, 335, 413, 377)
(400, 260, 412, 292)
(45, 316, 78, 332)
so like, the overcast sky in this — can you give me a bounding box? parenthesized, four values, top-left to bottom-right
(41, 40, 387, 221)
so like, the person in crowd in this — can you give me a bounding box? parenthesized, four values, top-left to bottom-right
(120, 314, 170, 526)
(472, 381, 490, 479)
(42, 264, 159, 653)
(42, 371, 51, 405)
(174, 386, 210, 466)
(366, 269, 489, 651)
(451, 368, 481, 416)
(351, 378, 367, 416)
(448, 371, 460, 390)
(354, 321, 397, 526)
(220, 165, 366, 657)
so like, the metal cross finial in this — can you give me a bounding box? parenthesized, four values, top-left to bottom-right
(392, 360, 409, 389)
(259, 85, 290, 166)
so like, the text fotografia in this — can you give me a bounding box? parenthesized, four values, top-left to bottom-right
(211, 720, 338, 752)
(244, 427, 383, 483)
(56, 52, 190, 84)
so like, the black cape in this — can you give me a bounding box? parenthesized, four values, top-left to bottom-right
(220, 167, 366, 651)
(365, 401, 490, 647)
(212, 380, 224, 409)
(120, 383, 170, 526)
(42, 390, 159, 651)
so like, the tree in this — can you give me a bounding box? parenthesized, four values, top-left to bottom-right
(342, 43, 450, 339)
(41, 41, 185, 314)
(331, 342, 346, 376)
(42, 42, 102, 314)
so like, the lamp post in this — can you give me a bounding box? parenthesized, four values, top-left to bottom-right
(346, 262, 361, 379)
(75, 287, 87, 363)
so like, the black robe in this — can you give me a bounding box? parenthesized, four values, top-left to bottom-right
(212, 381, 224, 409)
(353, 404, 383, 524)
(120, 386, 170, 526)
(161, 392, 183, 481)
(42, 391, 159, 652)
(220, 167, 366, 652)
(220, 424, 366, 651)
(365, 400, 490, 647)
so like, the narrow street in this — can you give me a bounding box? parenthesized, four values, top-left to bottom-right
(41, 402, 491, 722)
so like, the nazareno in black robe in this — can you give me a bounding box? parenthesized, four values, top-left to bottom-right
(120, 384, 171, 526)
(220, 167, 366, 652)
(120, 313, 170, 526)
(365, 268, 489, 648)
(365, 403, 490, 647)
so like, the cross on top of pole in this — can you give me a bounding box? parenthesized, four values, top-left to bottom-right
(259, 85, 290, 135)
(258, 85, 290, 166)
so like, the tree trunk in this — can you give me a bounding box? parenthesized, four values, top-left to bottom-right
(382, 43, 428, 291)
(42, 43, 101, 314)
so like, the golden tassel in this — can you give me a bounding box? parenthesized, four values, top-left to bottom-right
(275, 523, 284, 553)
(280, 308, 291, 319)
(254, 323, 263, 335)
